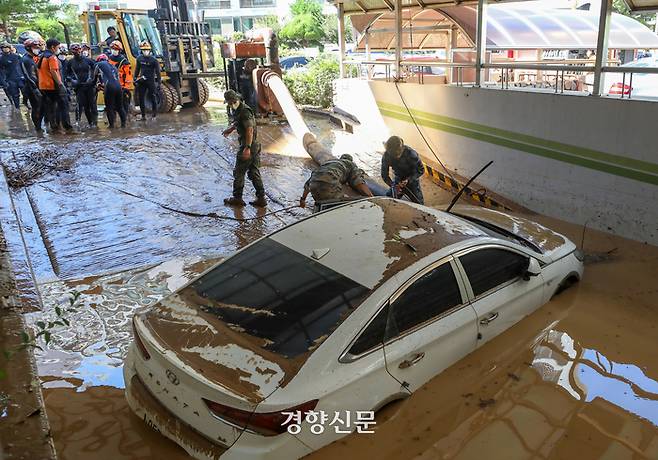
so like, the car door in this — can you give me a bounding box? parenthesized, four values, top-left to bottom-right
(454, 246, 545, 346)
(381, 258, 479, 393)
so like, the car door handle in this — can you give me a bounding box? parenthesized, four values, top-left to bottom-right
(479, 312, 499, 325)
(399, 352, 425, 369)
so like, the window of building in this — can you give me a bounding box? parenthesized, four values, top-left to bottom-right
(239, 0, 275, 8)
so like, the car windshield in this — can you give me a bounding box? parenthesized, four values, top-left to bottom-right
(122, 13, 163, 57)
(181, 238, 370, 358)
(456, 214, 543, 254)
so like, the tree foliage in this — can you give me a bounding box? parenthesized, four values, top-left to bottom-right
(612, 0, 655, 29)
(1, 0, 82, 43)
(283, 54, 356, 107)
(279, 0, 326, 48)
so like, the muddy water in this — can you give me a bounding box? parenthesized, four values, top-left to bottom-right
(3, 104, 657, 459)
(309, 217, 658, 460)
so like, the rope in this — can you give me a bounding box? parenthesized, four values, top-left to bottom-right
(393, 81, 458, 186)
(100, 183, 302, 222)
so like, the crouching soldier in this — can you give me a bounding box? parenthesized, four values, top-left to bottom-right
(381, 135, 425, 204)
(300, 154, 373, 209)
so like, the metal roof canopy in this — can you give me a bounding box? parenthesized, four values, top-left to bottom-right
(352, 5, 658, 51)
(333, 0, 658, 14)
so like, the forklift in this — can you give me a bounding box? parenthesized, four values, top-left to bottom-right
(80, 0, 222, 112)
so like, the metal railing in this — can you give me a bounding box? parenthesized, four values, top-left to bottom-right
(340, 58, 658, 100)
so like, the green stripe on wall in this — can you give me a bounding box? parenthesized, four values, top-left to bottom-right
(377, 101, 658, 177)
(377, 102, 658, 186)
(378, 106, 658, 186)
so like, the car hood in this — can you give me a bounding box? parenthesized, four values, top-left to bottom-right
(452, 205, 576, 261)
(141, 288, 306, 404)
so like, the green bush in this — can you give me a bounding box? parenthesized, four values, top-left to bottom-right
(283, 54, 355, 108)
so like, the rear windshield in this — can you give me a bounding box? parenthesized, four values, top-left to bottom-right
(183, 238, 370, 358)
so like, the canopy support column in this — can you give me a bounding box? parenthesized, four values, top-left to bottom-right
(475, 0, 488, 87)
(338, 2, 346, 78)
(365, 28, 372, 79)
(592, 0, 612, 96)
(395, 0, 402, 80)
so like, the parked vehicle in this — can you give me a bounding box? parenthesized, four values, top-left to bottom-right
(279, 56, 311, 70)
(605, 56, 658, 99)
(124, 197, 583, 460)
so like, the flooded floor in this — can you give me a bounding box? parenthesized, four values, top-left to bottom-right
(1, 104, 656, 460)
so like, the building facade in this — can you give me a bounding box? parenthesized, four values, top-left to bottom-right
(198, 0, 292, 35)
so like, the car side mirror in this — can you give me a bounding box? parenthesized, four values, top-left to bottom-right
(523, 258, 541, 281)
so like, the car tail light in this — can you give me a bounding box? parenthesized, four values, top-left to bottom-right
(132, 317, 151, 360)
(202, 398, 318, 436)
(609, 82, 631, 95)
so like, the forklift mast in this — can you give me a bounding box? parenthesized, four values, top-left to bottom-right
(148, 0, 218, 77)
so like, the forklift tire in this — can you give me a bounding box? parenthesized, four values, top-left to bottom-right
(183, 79, 209, 108)
(158, 83, 178, 113)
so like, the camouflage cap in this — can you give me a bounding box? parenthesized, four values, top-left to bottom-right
(0, 42, 10, 48)
(224, 89, 241, 103)
(340, 154, 354, 162)
(385, 135, 404, 156)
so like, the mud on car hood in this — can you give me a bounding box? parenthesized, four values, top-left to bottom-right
(452, 205, 575, 261)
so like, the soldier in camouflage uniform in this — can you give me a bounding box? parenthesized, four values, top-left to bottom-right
(299, 154, 373, 208)
(381, 135, 425, 204)
(222, 89, 267, 207)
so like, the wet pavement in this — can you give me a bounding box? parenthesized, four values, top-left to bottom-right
(1, 103, 657, 460)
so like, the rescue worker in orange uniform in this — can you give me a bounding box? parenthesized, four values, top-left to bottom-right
(108, 40, 133, 117)
(37, 38, 72, 132)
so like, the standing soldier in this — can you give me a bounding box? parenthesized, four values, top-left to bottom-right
(381, 135, 425, 204)
(20, 38, 44, 131)
(134, 41, 161, 120)
(108, 40, 133, 117)
(0, 42, 24, 110)
(299, 154, 373, 208)
(37, 38, 73, 132)
(94, 54, 126, 128)
(66, 43, 97, 127)
(222, 89, 267, 207)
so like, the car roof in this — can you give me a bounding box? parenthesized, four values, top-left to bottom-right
(270, 197, 488, 289)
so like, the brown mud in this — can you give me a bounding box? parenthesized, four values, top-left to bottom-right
(1, 104, 656, 460)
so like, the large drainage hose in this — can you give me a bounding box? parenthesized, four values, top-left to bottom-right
(261, 71, 387, 196)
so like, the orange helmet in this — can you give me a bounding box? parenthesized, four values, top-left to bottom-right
(110, 40, 124, 51)
(96, 53, 108, 62)
(23, 38, 35, 47)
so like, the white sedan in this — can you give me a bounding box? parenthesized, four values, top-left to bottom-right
(123, 197, 583, 460)
(604, 56, 658, 99)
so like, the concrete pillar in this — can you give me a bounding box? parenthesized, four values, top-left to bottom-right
(365, 28, 372, 79)
(475, 0, 488, 87)
(395, 0, 403, 80)
(338, 2, 346, 78)
(592, 0, 612, 96)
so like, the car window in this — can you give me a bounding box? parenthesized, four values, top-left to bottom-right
(459, 248, 529, 297)
(184, 238, 370, 358)
(348, 303, 390, 356)
(388, 262, 463, 337)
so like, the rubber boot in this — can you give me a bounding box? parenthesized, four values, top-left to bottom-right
(224, 196, 246, 207)
(250, 196, 267, 208)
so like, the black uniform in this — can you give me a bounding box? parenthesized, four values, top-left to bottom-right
(0, 51, 23, 109)
(134, 54, 161, 117)
(20, 53, 43, 130)
(66, 55, 97, 125)
(231, 102, 265, 200)
(95, 60, 126, 128)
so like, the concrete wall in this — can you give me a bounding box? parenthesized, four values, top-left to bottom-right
(334, 79, 658, 245)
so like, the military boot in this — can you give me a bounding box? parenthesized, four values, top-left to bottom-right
(250, 196, 267, 208)
(224, 196, 246, 207)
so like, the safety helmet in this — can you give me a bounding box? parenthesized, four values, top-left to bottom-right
(96, 53, 108, 62)
(70, 43, 82, 53)
(385, 135, 404, 157)
(18, 30, 43, 44)
(139, 40, 152, 50)
(110, 40, 123, 51)
(224, 89, 241, 103)
(340, 154, 354, 162)
(23, 38, 35, 47)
